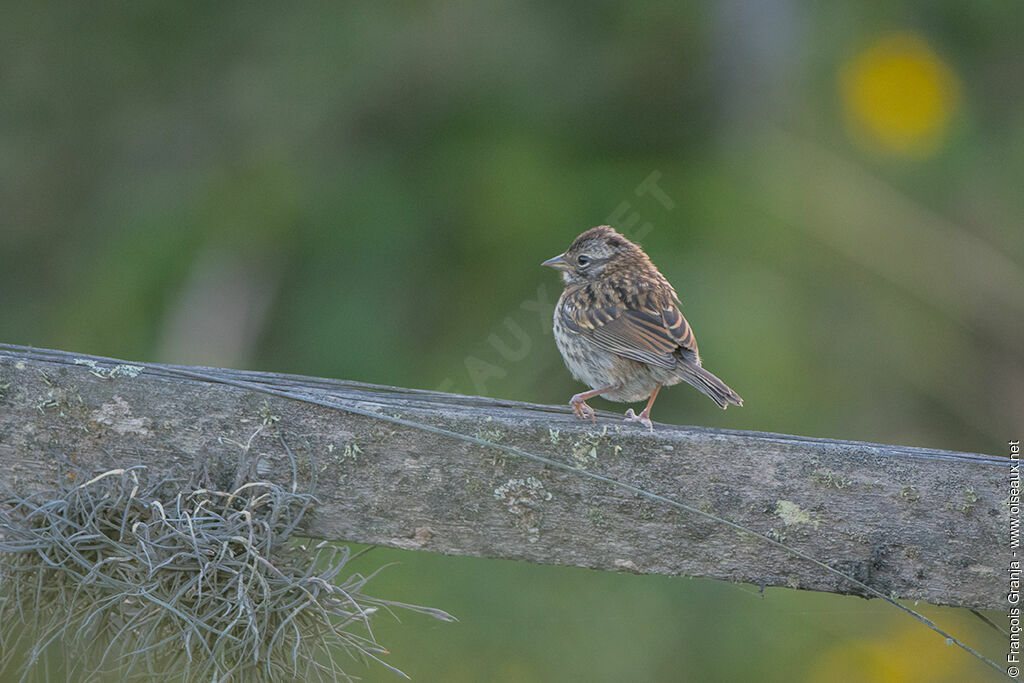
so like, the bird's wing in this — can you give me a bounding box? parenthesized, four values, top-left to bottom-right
(560, 294, 698, 370)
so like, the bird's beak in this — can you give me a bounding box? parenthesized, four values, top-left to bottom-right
(541, 253, 570, 270)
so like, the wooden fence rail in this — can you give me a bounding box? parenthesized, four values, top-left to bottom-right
(0, 344, 1009, 610)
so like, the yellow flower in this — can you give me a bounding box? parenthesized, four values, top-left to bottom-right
(840, 33, 960, 157)
(807, 621, 980, 683)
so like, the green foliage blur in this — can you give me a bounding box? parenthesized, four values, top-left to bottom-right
(2, 3, 1019, 681)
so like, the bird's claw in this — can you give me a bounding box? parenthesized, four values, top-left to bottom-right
(570, 398, 596, 422)
(623, 408, 653, 431)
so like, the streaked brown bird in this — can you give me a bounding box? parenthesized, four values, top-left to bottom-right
(542, 226, 742, 429)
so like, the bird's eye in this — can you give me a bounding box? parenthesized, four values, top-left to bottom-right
(576, 254, 591, 267)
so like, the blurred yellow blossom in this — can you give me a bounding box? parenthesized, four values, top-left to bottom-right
(807, 621, 980, 682)
(840, 32, 960, 157)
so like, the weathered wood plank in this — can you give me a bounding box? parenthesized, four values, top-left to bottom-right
(0, 344, 1009, 610)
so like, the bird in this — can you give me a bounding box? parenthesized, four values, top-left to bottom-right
(542, 225, 742, 430)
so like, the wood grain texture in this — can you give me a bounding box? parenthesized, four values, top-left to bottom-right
(0, 344, 1009, 610)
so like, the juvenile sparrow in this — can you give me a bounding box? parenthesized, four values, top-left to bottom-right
(542, 226, 742, 429)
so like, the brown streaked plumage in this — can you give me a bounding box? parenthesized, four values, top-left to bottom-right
(542, 225, 742, 429)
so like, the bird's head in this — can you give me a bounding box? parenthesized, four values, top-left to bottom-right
(542, 226, 648, 285)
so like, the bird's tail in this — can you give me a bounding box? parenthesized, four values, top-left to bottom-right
(679, 363, 743, 409)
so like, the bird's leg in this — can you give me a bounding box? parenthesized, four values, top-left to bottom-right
(569, 386, 615, 422)
(624, 383, 661, 431)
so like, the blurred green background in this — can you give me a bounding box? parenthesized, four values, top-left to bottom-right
(2, 2, 1020, 681)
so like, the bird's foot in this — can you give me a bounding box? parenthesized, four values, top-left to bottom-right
(623, 408, 653, 431)
(569, 394, 596, 422)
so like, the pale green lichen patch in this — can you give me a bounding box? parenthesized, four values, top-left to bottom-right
(474, 428, 504, 444)
(493, 476, 550, 502)
(343, 442, 362, 461)
(899, 486, 920, 502)
(494, 476, 552, 543)
(571, 442, 598, 468)
(34, 380, 85, 418)
(569, 425, 623, 469)
(73, 358, 144, 379)
(258, 400, 280, 425)
(955, 487, 978, 515)
(812, 469, 851, 489)
(775, 500, 818, 527)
